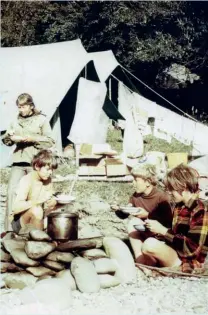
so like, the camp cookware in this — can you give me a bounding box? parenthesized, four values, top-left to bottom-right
(133, 224, 146, 232)
(47, 210, 78, 241)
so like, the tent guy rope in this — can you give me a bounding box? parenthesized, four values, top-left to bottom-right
(119, 65, 198, 123)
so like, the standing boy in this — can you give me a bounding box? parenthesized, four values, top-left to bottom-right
(2, 93, 55, 231)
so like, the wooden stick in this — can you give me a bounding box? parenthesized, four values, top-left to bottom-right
(57, 237, 103, 251)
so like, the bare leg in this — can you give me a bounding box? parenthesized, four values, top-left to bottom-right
(128, 217, 144, 258)
(142, 237, 181, 267)
(6, 166, 32, 232)
(127, 217, 157, 265)
(20, 206, 44, 231)
(6, 167, 25, 231)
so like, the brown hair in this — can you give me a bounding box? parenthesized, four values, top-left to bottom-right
(16, 93, 40, 115)
(164, 164, 199, 193)
(131, 164, 157, 186)
(32, 150, 58, 170)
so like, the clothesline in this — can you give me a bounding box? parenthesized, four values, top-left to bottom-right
(115, 65, 199, 123)
(111, 72, 199, 146)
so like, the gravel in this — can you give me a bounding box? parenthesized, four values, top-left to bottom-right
(1, 274, 208, 315)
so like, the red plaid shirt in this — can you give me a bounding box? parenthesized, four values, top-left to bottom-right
(164, 199, 208, 273)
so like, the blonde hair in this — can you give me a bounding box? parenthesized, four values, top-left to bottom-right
(16, 93, 40, 115)
(164, 164, 199, 193)
(131, 164, 157, 186)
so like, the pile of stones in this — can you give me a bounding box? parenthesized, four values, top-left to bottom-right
(1, 230, 137, 293)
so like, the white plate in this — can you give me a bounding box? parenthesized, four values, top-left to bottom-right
(55, 195, 76, 204)
(119, 206, 140, 214)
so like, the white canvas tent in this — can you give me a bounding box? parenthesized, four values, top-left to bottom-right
(0, 40, 123, 167)
(1, 39, 208, 168)
(0, 39, 88, 129)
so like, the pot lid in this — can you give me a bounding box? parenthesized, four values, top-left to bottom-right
(48, 210, 78, 218)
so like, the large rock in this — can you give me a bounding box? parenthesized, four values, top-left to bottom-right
(25, 241, 56, 259)
(103, 237, 137, 284)
(42, 260, 65, 271)
(71, 257, 100, 293)
(10, 248, 40, 267)
(29, 229, 52, 241)
(98, 274, 121, 289)
(81, 248, 108, 260)
(26, 266, 56, 277)
(93, 258, 117, 274)
(3, 271, 37, 289)
(2, 239, 25, 254)
(56, 269, 77, 290)
(1, 248, 12, 262)
(46, 251, 75, 263)
(18, 278, 72, 311)
(1, 262, 24, 273)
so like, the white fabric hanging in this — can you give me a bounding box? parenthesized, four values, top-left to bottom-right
(68, 78, 108, 144)
(50, 108, 62, 152)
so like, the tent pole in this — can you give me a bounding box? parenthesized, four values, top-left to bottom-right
(109, 77, 112, 100)
(85, 65, 87, 79)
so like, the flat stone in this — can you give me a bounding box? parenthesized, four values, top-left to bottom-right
(1, 248, 12, 262)
(10, 248, 40, 267)
(1, 262, 24, 273)
(81, 248, 107, 260)
(42, 260, 65, 271)
(2, 239, 26, 254)
(3, 271, 37, 289)
(93, 258, 117, 274)
(26, 266, 56, 277)
(25, 241, 56, 259)
(46, 251, 75, 263)
(98, 274, 121, 288)
(29, 229, 52, 241)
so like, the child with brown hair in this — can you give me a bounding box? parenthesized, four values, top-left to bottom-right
(111, 164, 173, 264)
(141, 164, 208, 274)
(10, 150, 58, 234)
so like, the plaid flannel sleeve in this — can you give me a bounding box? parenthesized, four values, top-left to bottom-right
(164, 207, 208, 259)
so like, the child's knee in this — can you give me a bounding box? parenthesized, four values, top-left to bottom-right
(29, 206, 43, 220)
(127, 217, 143, 233)
(142, 237, 159, 255)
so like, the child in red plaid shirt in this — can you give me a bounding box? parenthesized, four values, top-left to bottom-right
(140, 164, 208, 274)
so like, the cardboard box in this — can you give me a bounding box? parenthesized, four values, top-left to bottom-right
(105, 158, 130, 177)
(78, 166, 106, 176)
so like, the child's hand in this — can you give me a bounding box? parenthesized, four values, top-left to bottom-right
(132, 207, 148, 219)
(44, 198, 57, 210)
(110, 204, 120, 211)
(145, 219, 168, 235)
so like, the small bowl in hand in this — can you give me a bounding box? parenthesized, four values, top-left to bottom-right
(133, 224, 146, 232)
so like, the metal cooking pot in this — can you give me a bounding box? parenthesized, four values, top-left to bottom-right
(47, 210, 78, 241)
